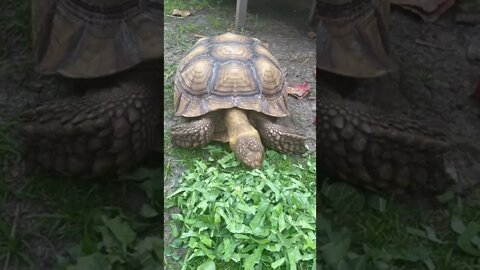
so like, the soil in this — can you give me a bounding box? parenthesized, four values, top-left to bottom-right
(317, 7, 480, 193)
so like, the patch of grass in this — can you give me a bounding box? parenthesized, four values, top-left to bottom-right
(1, 120, 165, 269)
(165, 146, 316, 269)
(164, 0, 224, 14)
(0, 0, 34, 76)
(319, 180, 480, 269)
(0, 166, 164, 269)
(0, 122, 19, 158)
(52, 168, 164, 269)
(207, 12, 233, 31)
(177, 21, 204, 35)
(164, 64, 177, 111)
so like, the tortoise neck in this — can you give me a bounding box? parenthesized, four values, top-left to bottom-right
(224, 108, 257, 144)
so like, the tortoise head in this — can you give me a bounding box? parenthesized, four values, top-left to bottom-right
(232, 135, 265, 169)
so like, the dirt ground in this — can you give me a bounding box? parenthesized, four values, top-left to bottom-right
(320, 7, 480, 193)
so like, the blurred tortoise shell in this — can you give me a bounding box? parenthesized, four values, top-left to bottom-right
(31, 0, 164, 78)
(174, 32, 289, 118)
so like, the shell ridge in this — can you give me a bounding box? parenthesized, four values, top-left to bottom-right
(206, 41, 217, 96)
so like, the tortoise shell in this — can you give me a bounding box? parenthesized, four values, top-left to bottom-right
(32, 0, 163, 78)
(174, 33, 289, 118)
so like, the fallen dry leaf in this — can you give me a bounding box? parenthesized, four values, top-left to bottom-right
(287, 82, 311, 99)
(172, 9, 191, 17)
(193, 34, 207, 39)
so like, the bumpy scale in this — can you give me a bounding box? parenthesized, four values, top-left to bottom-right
(318, 91, 450, 194)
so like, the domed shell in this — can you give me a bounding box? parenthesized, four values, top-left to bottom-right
(174, 33, 289, 118)
(32, 0, 163, 78)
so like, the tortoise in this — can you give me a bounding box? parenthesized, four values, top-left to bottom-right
(20, 0, 164, 177)
(315, 0, 451, 194)
(170, 33, 307, 168)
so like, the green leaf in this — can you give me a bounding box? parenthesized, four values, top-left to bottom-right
(406, 226, 443, 244)
(457, 222, 480, 256)
(321, 182, 365, 212)
(200, 233, 213, 248)
(287, 247, 300, 270)
(140, 204, 159, 218)
(101, 216, 136, 252)
(249, 201, 270, 229)
(278, 212, 286, 232)
(81, 232, 97, 255)
(243, 245, 264, 270)
(271, 258, 286, 269)
(319, 228, 351, 265)
(423, 225, 443, 244)
(367, 194, 387, 213)
(197, 259, 216, 270)
(451, 215, 466, 234)
(222, 238, 234, 261)
(68, 253, 110, 270)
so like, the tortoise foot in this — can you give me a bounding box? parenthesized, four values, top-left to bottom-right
(20, 80, 160, 177)
(171, 116, 215, 148)
(252, 114, 307, 154)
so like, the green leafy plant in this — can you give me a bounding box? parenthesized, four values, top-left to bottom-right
(166, 147, 316, 269)
(55, 168, 164, 270)
(319, 179, 480, 270)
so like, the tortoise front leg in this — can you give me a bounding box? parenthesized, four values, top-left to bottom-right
(250, 113, 307, 154)
(20, 79, 161, 177)
(171, 114, 216, 148)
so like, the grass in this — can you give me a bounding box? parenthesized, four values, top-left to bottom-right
(319, 179, 480, 269)
(0, 0, 35, 77)
(164, 0, 224, 14)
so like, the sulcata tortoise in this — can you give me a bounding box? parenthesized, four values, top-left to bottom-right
(21, 0, 164, 177)
(316, 0, 451, 194)
(171, 33, 307, 168)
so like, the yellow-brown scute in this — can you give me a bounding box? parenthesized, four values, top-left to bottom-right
(174, 33, 288, 118)
(255, 58, 283, 94)
(213, 63, 256, 94)
(211, 45, 253, 60)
